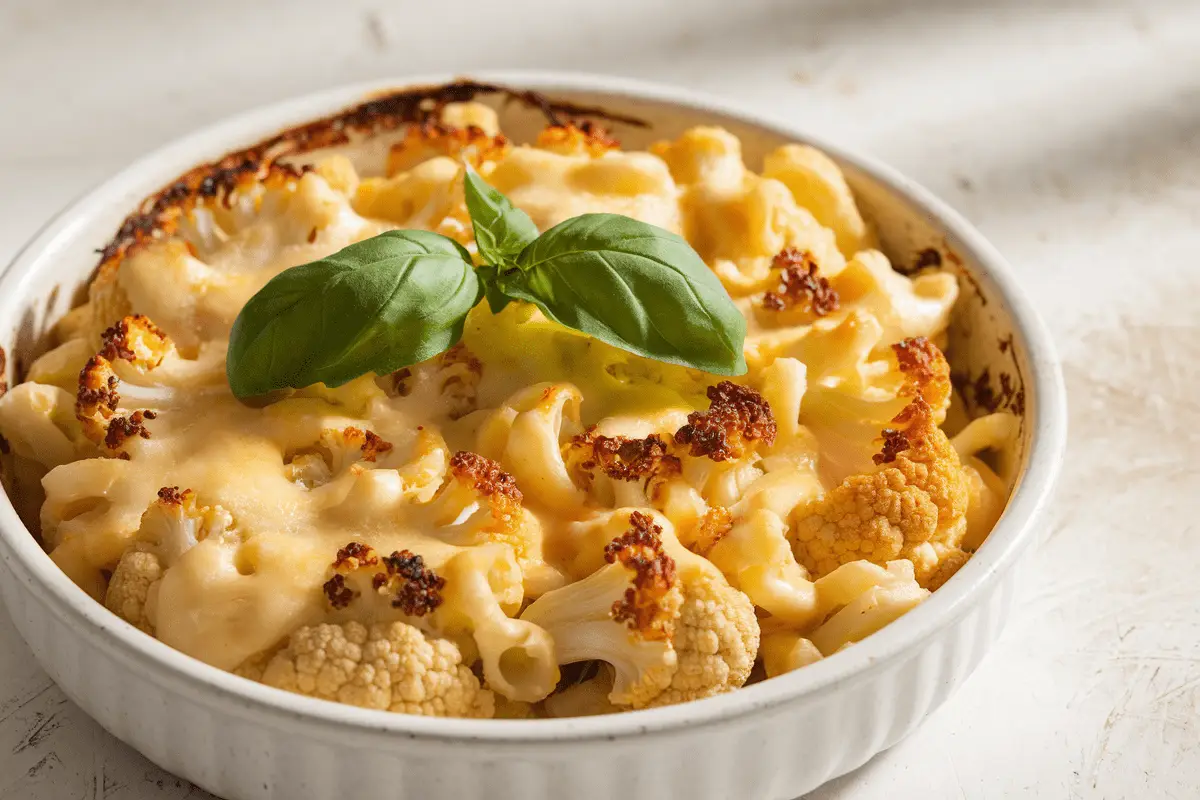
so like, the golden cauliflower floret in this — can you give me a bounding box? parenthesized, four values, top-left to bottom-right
(891, 336, 952, 423)
(73, 315, 181, 456)
(255, 621, 494, 719)
(791, 469, 938, 577)
(879, 397, 969, 546)
(104, 550, 164, 634)
(792, 396, 970, 585)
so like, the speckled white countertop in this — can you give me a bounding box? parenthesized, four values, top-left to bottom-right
(1, 1, 1197, 797)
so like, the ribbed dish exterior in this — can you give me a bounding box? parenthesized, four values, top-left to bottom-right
(0, 556, 1017, 800)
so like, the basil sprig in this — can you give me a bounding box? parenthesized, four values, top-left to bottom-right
(226, 167, 747, 399)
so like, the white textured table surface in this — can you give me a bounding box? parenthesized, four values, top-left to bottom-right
(1, 1, 1197, 798)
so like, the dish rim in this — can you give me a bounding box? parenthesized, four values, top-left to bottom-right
(0, 69, 1067, 745)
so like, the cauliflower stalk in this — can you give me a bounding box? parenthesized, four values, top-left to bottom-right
(527, 509, 759, 709)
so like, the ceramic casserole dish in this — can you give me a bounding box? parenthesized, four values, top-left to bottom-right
(0, 72, 1066, 800)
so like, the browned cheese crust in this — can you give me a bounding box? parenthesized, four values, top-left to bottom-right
(93, 80, 646, 283)
(377, 550, 446, 616)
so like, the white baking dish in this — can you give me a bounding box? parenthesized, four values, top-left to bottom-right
(0, 72, 1066, 800)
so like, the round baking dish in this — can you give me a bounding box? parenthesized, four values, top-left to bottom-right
(0, 72, 1066, 800)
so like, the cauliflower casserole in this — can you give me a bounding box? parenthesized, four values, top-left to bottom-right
(0, 83, 1018, 719)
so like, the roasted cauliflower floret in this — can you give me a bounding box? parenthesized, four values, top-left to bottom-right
(246, 621, 494, 719)
(99, 314, 173, 370)
(791, 396, 970, 585)
(801, 329, 953, 482)
(321, 543, 447, 617)
(427, 450, 560, 594)
(564, 427, 683, 508)
(75, 354, 153, 452)
(528, 510, 759, 709)
(73, 314, 200, 455)
(522, 513, 683, 708)
(567, 429, 679, 485)
(285, 425, 395, 488)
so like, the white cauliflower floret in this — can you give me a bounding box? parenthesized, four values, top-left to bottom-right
(103, 487, 234, 633)
(104, 551, 164, 634)
(244, 621, 494, 719)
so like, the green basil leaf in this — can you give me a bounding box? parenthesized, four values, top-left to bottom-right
(227, 230, 481, 398)
(463, 165, 539, 267)
(503, 213, 747, 376)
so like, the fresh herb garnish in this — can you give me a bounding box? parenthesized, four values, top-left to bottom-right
(226, 166, 747, 400)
